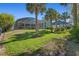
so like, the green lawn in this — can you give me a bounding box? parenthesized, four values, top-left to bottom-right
(1, 29, 69, 55)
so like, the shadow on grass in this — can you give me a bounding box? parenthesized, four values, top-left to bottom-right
(16, 38, 78, 56)
(0, 30, 50, 45)
(16, 48, 42, 56)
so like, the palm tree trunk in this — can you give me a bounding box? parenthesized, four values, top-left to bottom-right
(24, 22, 26, 29)
(44, 20, 46, 29)
(50, 19, 53, 33)
(35, 7, 39, 33)
(72, 3, 77, 28)
(64, 19, 67, 30)
(35, 13, 39, 33)
(55, 19, 57, 31)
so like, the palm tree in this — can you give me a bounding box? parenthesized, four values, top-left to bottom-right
(60, 3, 68, 6)
(45, 8, 58, 33)
(62, 12, 70, 28)
(60, 3, 78, 28)
(42, 17, 47, 29)
(60, 3, 70, 29)
(54, 11, 61, 30)
(26, 3, 46, 33)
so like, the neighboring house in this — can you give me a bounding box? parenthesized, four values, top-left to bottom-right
(43, 19, 72, 29)
(14, 17, 72, 29)
(14, 17, 43, 29)
(52, 20, 72, 28)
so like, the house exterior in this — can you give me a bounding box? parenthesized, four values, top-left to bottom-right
(14, 17, 43, 29)
(52, 20, 72, 28)
(43, 19, 72, 29)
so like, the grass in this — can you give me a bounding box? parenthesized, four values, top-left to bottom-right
(0, 29, 69, 56)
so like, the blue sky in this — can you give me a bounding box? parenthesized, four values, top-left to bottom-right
(0, 3, 70, 21)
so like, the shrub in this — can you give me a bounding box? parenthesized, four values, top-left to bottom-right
(0, 13, 14, 32)
(70, 26, 79, 42)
